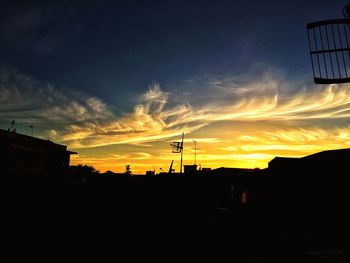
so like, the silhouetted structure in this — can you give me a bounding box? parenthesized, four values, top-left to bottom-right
(268, 148, 349, 206)
(61, 148, 347, 260)
(307, 4, 350, 84)
(124, 164, 132, 176)
(68, 164, 98, 183)
(268, 148, 349, 241)
(170, 133, 184, 174)
(71, 148, 348, 224)
(145, 170, 155, 176)
(183, 164, 197, 175)
(0, 128, 76, 182)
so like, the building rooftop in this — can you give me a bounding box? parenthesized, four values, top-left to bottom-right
(0, 129, 77, 154)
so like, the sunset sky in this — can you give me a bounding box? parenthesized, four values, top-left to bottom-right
(1, 0, 349, 173)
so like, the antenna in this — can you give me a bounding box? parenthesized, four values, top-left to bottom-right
(168, 160, 174, 174)
(170, 132, 184, 174)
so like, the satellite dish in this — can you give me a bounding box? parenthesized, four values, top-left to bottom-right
(306, 4, 350, 84)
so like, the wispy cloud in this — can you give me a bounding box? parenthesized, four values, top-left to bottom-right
(0, 67, 114, 128)
(168, 138, 221, 144)
(1, 66, 349, 172)
(1, 66, 349, 151)
(220, 126, 350, 155)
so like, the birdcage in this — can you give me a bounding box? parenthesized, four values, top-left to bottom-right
(307, 5, 350, 84)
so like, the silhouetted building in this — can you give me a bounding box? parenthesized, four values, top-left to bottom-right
(146, 170, 155, 176)
(183, 164, 197, 175)
(208, 167, 263, 207)
(210, 167, 255, 177)
(0, 129, 76, 182)
(267, 148, 349, 222)
(268, 148, 349, 186)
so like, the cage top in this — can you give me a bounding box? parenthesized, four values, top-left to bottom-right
(306, 18, 349, 29)
(343, 3, 350, 18)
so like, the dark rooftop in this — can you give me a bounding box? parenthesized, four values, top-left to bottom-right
(0, 128, 77, 154)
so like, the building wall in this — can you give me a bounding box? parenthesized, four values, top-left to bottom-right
(0, 130, 73, 182)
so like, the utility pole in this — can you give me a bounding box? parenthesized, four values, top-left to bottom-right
(180, 132, 184, 174)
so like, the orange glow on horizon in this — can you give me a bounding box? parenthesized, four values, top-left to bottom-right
(65, 83, 350, 174)
(69, 125, 349, 174)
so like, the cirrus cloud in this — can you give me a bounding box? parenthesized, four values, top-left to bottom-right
(1, 65, 349, 173)
(1, 66, 350, 151)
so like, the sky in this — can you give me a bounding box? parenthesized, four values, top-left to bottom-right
(0, 0, 349, 173)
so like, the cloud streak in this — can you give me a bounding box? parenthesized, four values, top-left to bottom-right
(1, 66, 349, 153)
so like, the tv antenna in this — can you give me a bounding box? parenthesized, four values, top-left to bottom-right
(306, 3, 350, 84)
(170, 133, 184, 174)
(168, 160, 175, 174)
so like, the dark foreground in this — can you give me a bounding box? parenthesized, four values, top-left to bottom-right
(64, 181, 346, 262)
(3, 175, 347, 262)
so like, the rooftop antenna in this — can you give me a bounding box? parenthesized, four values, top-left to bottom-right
(168, 160, 175, 174)
(170, 132, 184, 174)
(306, 3, 350, 84)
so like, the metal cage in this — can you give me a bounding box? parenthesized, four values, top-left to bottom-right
(307, 19, 350, 84)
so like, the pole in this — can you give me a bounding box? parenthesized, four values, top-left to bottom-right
(180, 149, 183, 174)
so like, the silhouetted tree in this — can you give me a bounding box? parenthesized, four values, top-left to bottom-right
(68, 165, 98, 183)
(104, 170, 115, 176)
(125, 164, 132, 176)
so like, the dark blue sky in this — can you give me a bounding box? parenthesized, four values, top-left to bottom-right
(0, 0, 348, 109)
(1, 0, 349, 172)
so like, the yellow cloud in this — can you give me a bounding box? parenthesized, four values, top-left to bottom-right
(66, 82, 349, 173)
(2, 68, 349, 173)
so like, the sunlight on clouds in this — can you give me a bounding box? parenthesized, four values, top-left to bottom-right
(1, 67, 349, 173)
(239, 144, 324, 152)
(131, 152, 152, 160)
(51, 82, 350, 149)
(238, 135, 257, 142)
(168, 138, 221, 143)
